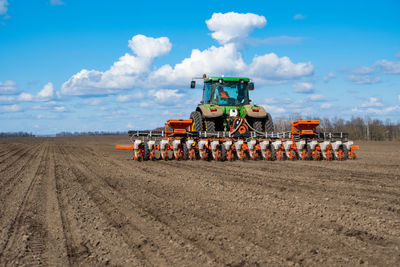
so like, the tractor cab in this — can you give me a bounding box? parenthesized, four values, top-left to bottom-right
(192, 77, 254, 106)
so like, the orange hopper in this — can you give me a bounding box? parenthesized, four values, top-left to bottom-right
(291, 120, 319, 140)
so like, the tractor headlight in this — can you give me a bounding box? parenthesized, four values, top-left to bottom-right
(229, 109, 238, 117)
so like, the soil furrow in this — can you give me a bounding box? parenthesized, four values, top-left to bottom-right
(0, 145, 32, 175)
(70, 146, 290, 265)
(0, 144, 42, 203)
(61, 145, 217, 266)
(43, 144, 70, 266)
(0, 143, 47, 265)
(54, 144, 144, 266)
(0, 144, 25, 161)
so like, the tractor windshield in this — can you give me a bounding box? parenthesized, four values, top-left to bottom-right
(210, 82, 249, 106)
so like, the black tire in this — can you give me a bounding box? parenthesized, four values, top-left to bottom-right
(190, 111, 204, 132)
(270, 145, 276, 161)
(220, 144, 227, 161)
(342, 145, 348, 160)
(205, 119, 216, 133)
(306, 144, 313, 160)
(143, 144, 149, 161)
(182, 143, 189, 160)
(252, 120, 263, 132)
(264, 113, 274, 132)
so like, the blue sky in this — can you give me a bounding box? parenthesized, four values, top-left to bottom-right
(0, 0, 399, 134)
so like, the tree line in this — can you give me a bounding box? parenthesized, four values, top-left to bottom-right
(274, 115, 400, 141)
(55, 131, 125, 137)
(0, 132, 35, 138)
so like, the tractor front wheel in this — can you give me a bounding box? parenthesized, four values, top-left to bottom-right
(190, 111, 204, 132)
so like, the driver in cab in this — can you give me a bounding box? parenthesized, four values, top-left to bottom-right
(216, 86, 229, 105)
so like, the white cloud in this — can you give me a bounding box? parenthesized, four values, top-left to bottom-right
(0, 80, 19, 95)
(352, 105, 400, 115)
(353, 66, 374, 74)
(18, 82, 54, 101)
(263, 97, 292, 105)
(248, 36, 304, 46)
(347, 75, 381, 84)
(261, 97, 316, 115)
(54, 106, 66, 112)
(292, 82, 314, 93)
(150, 89, 184, 102)
(320, 103, 333, 109)
(262, 104, 286, 114)
(375, 59, 400, 74)
(139, 102, 150, 108)
(149, 43, 246, 86)
(116, 95, 133, 102)
(308, 94, 328, 102)
(32, 101, 67, 112)
(61, 12, 314, 96)
(121, 89, 186, 108)
(116, 91, 144, 102)
(350, 59, 400, 78)
(36, 114, 59, 120)
(37, 82, 54, 99)
(50, 0, 64, 5)
(82, 98, 103, 106)
(61, 35, 172, 95)
(205, 12, 266, 45)
(360, 97, 383, 108)
(0, 95, 14, 104)
(248, 53, 313, 80)
(128, 35, 171, 58)
(293, 14, 305, 20)
(2, 104, 21, 112)
(18, 93, 34, 101)
(323, 72, 336, 83)
(351, 96, 400, 115)
(0, 0, 8, 15)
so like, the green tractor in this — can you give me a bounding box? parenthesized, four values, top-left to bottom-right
(189, 76, 274, 132)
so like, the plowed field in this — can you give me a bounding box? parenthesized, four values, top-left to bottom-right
(0, 136, 399, 266)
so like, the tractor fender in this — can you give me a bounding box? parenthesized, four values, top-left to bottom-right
(197, 105, 223, 118)
(244, 105, 267, 118)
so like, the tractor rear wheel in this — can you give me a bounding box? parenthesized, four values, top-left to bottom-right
(205, 119, 216, 132)
(252, 120, 263, 132)
(264, 113, 274, 132)
(190, 111, 204, 132)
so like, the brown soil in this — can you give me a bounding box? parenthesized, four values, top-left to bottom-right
(0, 136, 399, 266)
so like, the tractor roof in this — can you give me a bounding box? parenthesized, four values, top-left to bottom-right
(205, 77, 250, 82)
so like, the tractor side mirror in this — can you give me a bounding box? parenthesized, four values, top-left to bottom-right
(248, 82, 254, 90)
(190, 81, 196, 89)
